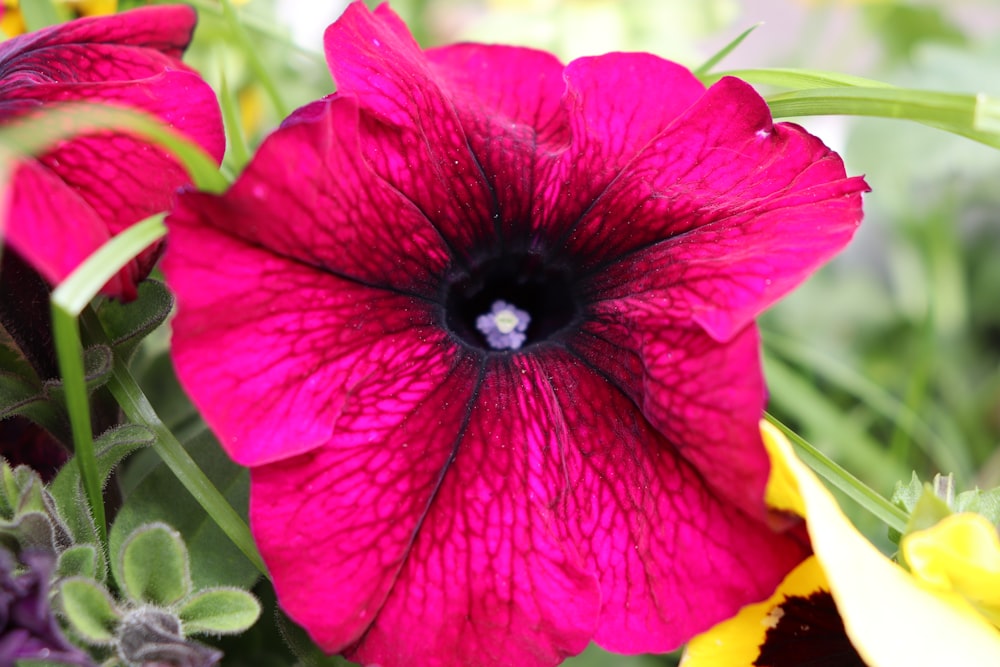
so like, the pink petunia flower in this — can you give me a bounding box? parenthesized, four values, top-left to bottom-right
(0, 5, 224, 300)
(164, 3, 867, 666)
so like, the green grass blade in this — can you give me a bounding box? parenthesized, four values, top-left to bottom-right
(218, 0, 291, 119)
(693, 23, 762, 78)
(766, 412, 909, 535)
(50, 307, 104, 544)
(80, 309, 268, 578)
(219, 73, 252, 173)
(0, 103, 228, 193)
(702, 66, 892, 90)
(48, 215, 168, 547)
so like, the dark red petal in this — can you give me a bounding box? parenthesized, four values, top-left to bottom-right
(573, 78, 866, 339)
(5, 159, 131, 296)
(322, 3, 496, 260)
(506, 347, 806, 651)
(0, 5, 196, 68)
(169, 97, 451, 296)
(571, 319, 772, 511)
(427, 43, 569, 234)
(531, 55, 707, 242)
(164, 193, 456, 466)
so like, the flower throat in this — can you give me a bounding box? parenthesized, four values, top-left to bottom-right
(443, 253, 580, 352)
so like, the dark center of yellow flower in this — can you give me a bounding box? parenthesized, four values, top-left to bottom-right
(754, 591, 868, 667)
(442, 253, 580, 352)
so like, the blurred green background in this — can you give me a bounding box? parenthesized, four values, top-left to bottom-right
(25, 0, 999, 665)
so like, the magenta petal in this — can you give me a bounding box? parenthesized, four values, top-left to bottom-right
(322, 3, 496, 258)
(168, 97, 451, 295)
(530, 54, 707, 242)
(507, 348, 805, 651)
(166, 4, 865, 663)
(578, 78, 866, 338)
(164, 207, 452, 466)
(0, 6, 223, 299)
(427, 44, 569, 232)
(572, 317, 772, 510)
(6, 159, 129, 294)
(31, 72, 225, 228)
(251, 351, 602, 666)
(0, 5, 196, 66)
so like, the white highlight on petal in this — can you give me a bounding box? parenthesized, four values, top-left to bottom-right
(476, 300, 531, 351)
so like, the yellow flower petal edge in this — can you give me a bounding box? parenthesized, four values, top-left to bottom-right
(761, 420, 1000, 666)
(680, 556, 830, 666)
(904, 512, 1000, 628)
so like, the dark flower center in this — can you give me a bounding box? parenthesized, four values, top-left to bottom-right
(755, 591, 868, 667)
(442, 253, 581, 352)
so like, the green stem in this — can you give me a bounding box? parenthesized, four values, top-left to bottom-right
(48, 214, 170, 547)
(80, 309, 268, 577)
(50, 308, 106, 545)
(218, 0, 291, 119)
(765, 412, 909, 535)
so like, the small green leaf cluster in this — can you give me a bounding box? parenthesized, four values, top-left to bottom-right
(890, 472, 1000, 545)
(59, 522, 260, 667)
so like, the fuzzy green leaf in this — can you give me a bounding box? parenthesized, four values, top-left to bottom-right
(49, 424, 155, 557)
(179, 587, 261, 635)
(41, 344, 113, 403)
(110, 430, 257, 590)
(59, 577, 120, 644)
(58, 544, 100, 580)
(96, 280, 174, 363)
(118, 522, 191, 606)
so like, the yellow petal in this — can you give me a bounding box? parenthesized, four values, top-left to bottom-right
(64, 0, 116, 16)
(904, 512, 1000, 627)
(681, 556, 830, 666)
(762, 421, 1000, 665)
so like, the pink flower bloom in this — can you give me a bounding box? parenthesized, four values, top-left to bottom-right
(164, 3, 867, 665)
(0, 5, 224, 300)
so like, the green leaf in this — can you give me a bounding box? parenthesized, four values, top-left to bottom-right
(955, 487, 1000, 526)
(41, 344, 114, 403)
(702, 66, 892, 90)
(59, 577, 120, 644)
(0, 461, 16, 518)
(0, 373, 70, 445)
(891, 472, 926, 513)
(58, 544, 100, 580)
(179, 588, 261, 635)
(49, 424, 156, 557)
(118, 522, 191, 606)
(96, 279, 174, 363)
(0, 512, 58, 555)
(109, 430, 258, 591)
(905, 487, 954, 536)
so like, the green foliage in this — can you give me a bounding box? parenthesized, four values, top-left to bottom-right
(110, 430, 257, 591)
(119, 523, 191, 606)
(96, 280, 174, 365)
(179, 588, 264, 635)
(57, 522, 260, 666)
(60, 577, 120, 644)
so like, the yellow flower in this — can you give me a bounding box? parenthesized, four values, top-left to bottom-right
(904, 512, 1000, 628)
(1, 0, 116, 38)
(682, 421, 1000, 666)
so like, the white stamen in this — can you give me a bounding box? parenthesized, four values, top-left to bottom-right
(476, 300, 531, 351)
